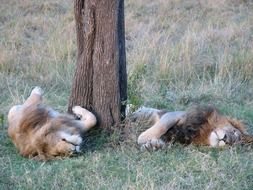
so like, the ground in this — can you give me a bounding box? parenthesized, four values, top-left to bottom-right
(0, 0, 253, 189)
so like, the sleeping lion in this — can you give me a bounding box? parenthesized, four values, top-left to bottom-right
(8, 87, 97, 160)
(132, 105, 253, 150)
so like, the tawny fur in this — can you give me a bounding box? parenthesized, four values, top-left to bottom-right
(7, 87, 97, 160)
(133, 105, 253, 150)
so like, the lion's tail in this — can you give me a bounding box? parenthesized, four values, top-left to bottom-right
(130, 107, 161, 124)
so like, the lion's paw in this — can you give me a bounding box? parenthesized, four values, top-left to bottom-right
(31, 86, 43, 96)
(72, 106, 83, 118)
(140, 139, 165, 151)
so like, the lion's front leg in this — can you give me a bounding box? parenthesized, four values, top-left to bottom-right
(137, 111, 185, 151)
(137, 122, 167, 151)
(72, 106, 97, 132)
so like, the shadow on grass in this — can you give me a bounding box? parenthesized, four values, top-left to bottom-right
(80, 126, 124, 154)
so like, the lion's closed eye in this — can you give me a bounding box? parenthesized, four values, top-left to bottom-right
(58, 131, 82, 146)
(60, 139, 81, 153)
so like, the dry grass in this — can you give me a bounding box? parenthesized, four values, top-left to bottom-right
(127, 0, 253, 110)
(0, 0, 253, 189)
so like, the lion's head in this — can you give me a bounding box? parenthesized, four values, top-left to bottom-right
(168, 105, 250, 147)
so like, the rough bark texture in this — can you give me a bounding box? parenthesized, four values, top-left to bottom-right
(68, 0, 127, 129)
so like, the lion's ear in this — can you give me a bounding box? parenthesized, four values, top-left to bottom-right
(227, 117, 246, 133)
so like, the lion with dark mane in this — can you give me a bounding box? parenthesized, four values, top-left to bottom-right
(8, 87, 97, 160)
(132, 105, 253, 150)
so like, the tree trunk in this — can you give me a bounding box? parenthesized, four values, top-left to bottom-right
(68, 0, 127, 129)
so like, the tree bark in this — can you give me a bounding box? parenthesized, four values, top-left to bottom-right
(68, 0, 127, 129)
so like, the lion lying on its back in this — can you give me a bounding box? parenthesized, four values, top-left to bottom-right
(8, 87, 97, 160)
(132, 105, 253, 150)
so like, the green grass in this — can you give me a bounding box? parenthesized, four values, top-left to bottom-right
(1, 0, 253, 189)
(1, 129, 253, 189)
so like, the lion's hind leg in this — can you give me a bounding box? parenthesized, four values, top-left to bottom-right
(8, 87, 44, 124)
(24, 86, 44, 107)
(72, 106, 97, 132)
(138, 111, 185, 151)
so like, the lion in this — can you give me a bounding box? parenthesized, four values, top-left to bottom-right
(132, 105, 253, 150)
(7, 87, 97, 160)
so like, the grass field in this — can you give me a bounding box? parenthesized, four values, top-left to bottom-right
(1, 0, 253, 189)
